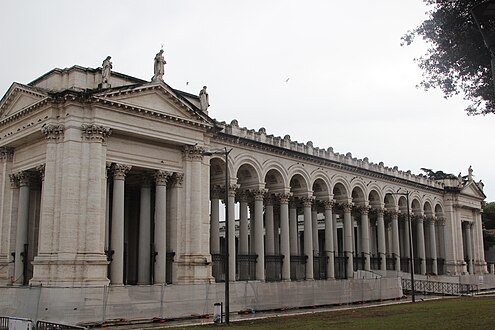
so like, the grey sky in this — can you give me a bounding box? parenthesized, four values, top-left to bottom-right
(2, 0, 494, 201)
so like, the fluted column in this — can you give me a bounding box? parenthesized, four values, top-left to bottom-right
(416, 216, 426, 275)
(249, 202, 255, 254)
(167, 172, 183, 284)
(210, 186, 222, 254)
(402, 214, 411, 270)
(303, 197, 314, 280)
(333, 214, 339, 255)
(376, 209, 387, 271)
(265, 196, 275, 255)
(238, 192, 249, 255)
(312, 206, 319, 255)
(138, 177, 152, 285)
(428, 218, 438, 274)
(253, 189, 266, 281)
(13, 172, 30, 285)
(324, 201, 335, 279)
(227, 184, 237, 282)
(154, 170, 170, 284)
(465, 222, 473, 274)
(391, 211, 400, 272)
(0, 148, 14, 283)
(110, 163, 131, 285)
(341, 204, 354, 278)
(289, 201, 298, 255)
(279, 194, 291, 280)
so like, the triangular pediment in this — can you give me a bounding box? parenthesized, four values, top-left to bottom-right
(95, 83, 211, 125)
(0, 83, 48, 120)
(461, 181, 486, 199)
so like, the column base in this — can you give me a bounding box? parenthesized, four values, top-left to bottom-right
(31, 253, 109, 287)
(444, 260, 467, 275)
(175, 254, 214, 284)
(0, 259, 13, 285)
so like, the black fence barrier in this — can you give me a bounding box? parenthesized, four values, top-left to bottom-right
(386, 257, 396, 271)
(334, 255, 347, 279)
(400, 257, 410, 272)
(354, 254, 365, 271)
(166, 252, 175, 284)
(370, 256, 381, 270)
(265, 255, 283, 282)
(437, 258, 445, 275)
(290, 255, 307, 281)
(211, 253, 225, 282)
(237, 254, 257, 281)
(313, 253, 328, 280)
(401, 278, 478, 296)
(37, 320, 88, 329)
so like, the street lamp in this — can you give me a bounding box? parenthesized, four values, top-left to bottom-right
(390, 190, 415, 303)
(203, 147, 233, 324)
(471, 0, 495, 92)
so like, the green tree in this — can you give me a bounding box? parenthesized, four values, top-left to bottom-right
(484, 201, 495, 229)
(402, 0, 494, 115)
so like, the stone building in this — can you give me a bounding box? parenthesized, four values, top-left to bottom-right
(0, 54, 489, 323)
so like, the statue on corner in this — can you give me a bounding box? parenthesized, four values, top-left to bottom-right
(101, 56, 112, 87)
(152, 49, 166, 81)
(199, 86, 210, 111)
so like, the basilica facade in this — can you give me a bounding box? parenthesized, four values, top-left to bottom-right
(0, 55, 489, 322)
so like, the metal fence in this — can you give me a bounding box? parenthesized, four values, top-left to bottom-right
(37, 320, 87, 329)
(401, 278, 478, 296)
(370, 256, 380, 270)
(386, 257, 396, 271)
(0, 317, 86, 330)
(237, 254, 257, 281)
(290, 255, 307, 281)
(334, 255, 347, 279)
(265, 255, 283, 282)
(313, 253, 328, 280)
(211, 253, 225, 282)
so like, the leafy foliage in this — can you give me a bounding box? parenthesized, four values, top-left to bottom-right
(483, 201, 495, 229)
(402, 0, 494, 115)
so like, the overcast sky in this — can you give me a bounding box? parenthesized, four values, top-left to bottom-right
(2, 0, 494, 201)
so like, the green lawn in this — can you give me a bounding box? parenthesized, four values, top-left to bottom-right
(168, 296, 495, 329)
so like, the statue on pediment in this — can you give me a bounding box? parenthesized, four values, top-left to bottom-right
(102, 56, 112, 86)
(152, 49, 166, 81)
(199, 86, 209, 111)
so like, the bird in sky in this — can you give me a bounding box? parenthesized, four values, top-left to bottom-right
(285, 78, 290, 82)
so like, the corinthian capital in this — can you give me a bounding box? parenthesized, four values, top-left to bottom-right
(42, 124, 64, 140)
(112, 163, 131, 180)
(0, 147, 14, 162)
(182, 145, 205, 161)
(81, 124, 112, 142)
(170, 172, 184, 188)
(154, 170, 172, 186)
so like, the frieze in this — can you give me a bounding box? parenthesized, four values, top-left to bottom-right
(42, 124, 64, 140)
(81, 124, 112, 142)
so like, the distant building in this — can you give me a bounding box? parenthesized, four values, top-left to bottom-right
(0, 57, 489, 323)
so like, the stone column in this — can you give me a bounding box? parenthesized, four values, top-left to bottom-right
(138, 177, 152, 285)
(360, 206, 371, 271)
(402, 214, 411, 269)
(238, 192, 249, 255)
(324, 201, 335, 279)
(227, 184, 237, 282)
(391, 211, 401, 272)
(249, 202, 255, 254)
(303, 197, 314, 280)
(427, 218, 438, 274)
(110, 163, 131, 285)
(465, 222, 473, 274)
(437, 217, 446, 261)
(343, 203, 354, 278)
(253, 189, 266, 281)
(210, 186, 221, 254)
(312, 206, 319, 255)
(416, 216, 427, 275)
(333, 214, 339, 255)
(265, 196, 275, 255)
(0, 147, 14, 284)
(289, 201, 298, 256)
(376, 209, 387, 271)
(279, 194, 291, 280)
(167, 172, 183, 284)
(13, 172, 30, 285)
(154, 170, 170, 284)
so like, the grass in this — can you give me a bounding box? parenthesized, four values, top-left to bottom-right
(168, 296, 495, 329)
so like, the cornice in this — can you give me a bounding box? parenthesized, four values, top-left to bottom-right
(214, 132, 444, 194)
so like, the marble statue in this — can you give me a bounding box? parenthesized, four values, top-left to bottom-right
(199, 86, 209, 111)
(152, 49, 166, 81)
(102, 56, 112, 84)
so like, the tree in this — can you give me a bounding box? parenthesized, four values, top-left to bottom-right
(402, 0, 494, 115)
(483, 202, 495, 248)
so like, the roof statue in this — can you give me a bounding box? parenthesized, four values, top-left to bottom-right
(101, 56, 112, 87)
(199, 86, 209, 112)
(420, 168, 457, 180)
(468, 165, 473, 181)
(152, 49, 166, 81)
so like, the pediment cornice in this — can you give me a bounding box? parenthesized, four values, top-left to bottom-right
(0, 83, 50, 127)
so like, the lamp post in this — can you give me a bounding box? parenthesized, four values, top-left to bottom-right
(390, 190, 415, 303)
(203, 147, 233, 324)
(471, 0, 495, 93)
